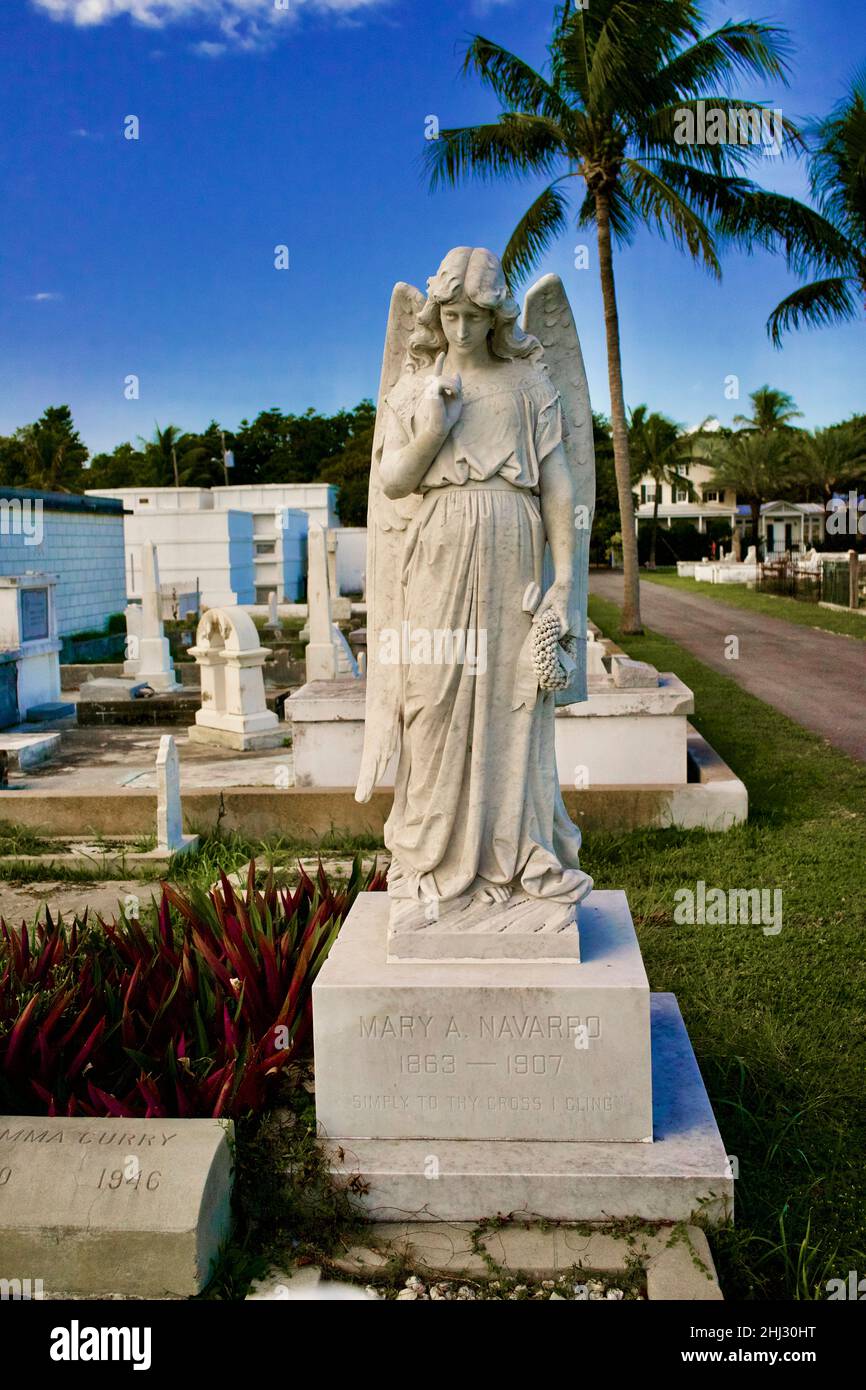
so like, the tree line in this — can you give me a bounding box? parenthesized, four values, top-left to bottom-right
(1, 389, 863, 553)
(0, 401, 376, 526)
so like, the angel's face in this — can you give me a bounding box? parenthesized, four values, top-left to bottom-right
(439, 297, 494, 358)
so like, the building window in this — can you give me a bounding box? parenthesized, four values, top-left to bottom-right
(704, 489, 721, 503)
(675, 488, 689, 503)
(641, 485, 660, 505)
(255, 541, 276, 556)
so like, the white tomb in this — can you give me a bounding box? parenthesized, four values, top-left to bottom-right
(290, 669, 692, 789)
(188, 606, 283, 750)
(0, 573, 70, 720)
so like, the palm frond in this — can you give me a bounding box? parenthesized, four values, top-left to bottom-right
(654, 19, 794, 98)
(649, 162, 857, 277)
(767, 276, 859, 345)
(502, 180, 572, 291)
(552, 2, 591, 106)
(587, 0, 675, 117)
(809, 78, 866, 247)
(462, 35, 573, 125)
(423, 116, 567, 189)
(623, 159, 720, 272)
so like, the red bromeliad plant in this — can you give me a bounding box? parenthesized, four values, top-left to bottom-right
(0, 857, 386, 1120)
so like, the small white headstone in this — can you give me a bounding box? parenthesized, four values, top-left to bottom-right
(156, 734, 198, 854)
(266, 590, 281, 633)
(306, 524, 359, 682)
(134, 543, 181, 692)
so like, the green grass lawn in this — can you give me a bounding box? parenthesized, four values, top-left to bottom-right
(640, 568, 866, 640)
(588, 592, 866, 1299)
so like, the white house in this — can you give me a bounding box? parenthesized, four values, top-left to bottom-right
(635, 456, 739, 536)
(633, 423, 827, 557)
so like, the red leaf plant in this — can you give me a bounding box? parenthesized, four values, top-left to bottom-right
(0, 856, 386, 1119)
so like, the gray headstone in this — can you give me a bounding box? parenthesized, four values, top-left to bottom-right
(0, 1117, 233, 1297)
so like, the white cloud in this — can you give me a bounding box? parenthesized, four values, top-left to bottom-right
(31, 0, 388, 52)
(26, 292, 64, 301)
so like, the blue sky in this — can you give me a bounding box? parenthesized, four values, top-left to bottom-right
(0, 0, 862, 455)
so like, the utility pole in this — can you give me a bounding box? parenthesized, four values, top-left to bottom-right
(171, 446, 179, 488)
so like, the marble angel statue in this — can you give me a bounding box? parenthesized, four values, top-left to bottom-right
(357, 246, 596, 915)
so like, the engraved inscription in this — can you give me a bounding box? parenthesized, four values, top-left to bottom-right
(96, 1168, 162, 1192)
(358, 1014, 601, 1041)
(0, 1126, 177, 1148)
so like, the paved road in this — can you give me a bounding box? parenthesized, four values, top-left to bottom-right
(590, 571, 866, 763)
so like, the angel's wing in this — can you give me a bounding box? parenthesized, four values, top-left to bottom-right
(522, 274, 595, 707)
(356, 281, 426, 801)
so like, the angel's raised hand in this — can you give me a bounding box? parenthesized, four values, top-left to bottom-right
(420, 351, 463, 439)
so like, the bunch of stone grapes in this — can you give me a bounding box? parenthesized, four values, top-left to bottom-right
(531, 610, 578, 691)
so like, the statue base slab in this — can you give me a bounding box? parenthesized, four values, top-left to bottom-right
(317, 993, 732, 1225)
(313, 890, 652, 1144)
(387, 889, 580, 962)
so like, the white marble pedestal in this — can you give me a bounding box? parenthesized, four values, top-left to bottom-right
(312, 892, 732, 1224)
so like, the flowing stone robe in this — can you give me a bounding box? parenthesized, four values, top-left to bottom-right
(380, 358, 593, 907)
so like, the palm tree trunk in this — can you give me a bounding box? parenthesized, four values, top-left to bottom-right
(595, 194, 642, 632)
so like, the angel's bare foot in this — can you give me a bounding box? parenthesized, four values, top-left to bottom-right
(472, 882, 512, 905)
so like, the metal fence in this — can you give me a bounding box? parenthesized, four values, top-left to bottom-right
(757, 557, 823, 604)
(757, 555, 863, 609)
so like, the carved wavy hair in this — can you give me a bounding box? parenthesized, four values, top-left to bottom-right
(405, 246, 541, 373)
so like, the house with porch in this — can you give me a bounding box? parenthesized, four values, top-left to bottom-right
(634, 430, 827, 557)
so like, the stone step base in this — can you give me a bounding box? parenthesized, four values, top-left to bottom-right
(319, 994, 732, 1226)
(328, 1220, 724, 1300)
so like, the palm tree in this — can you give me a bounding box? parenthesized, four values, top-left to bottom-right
(788, 424, 866, 505)
(767, 75, 866, 343)
(734, 385, 803, 434)
(139, 424, 210, 488)
(425, 1, 816, 632)
(17, 405, 88, 493)
(629, 405, 694, 566)
(706, 429, 794, 555)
